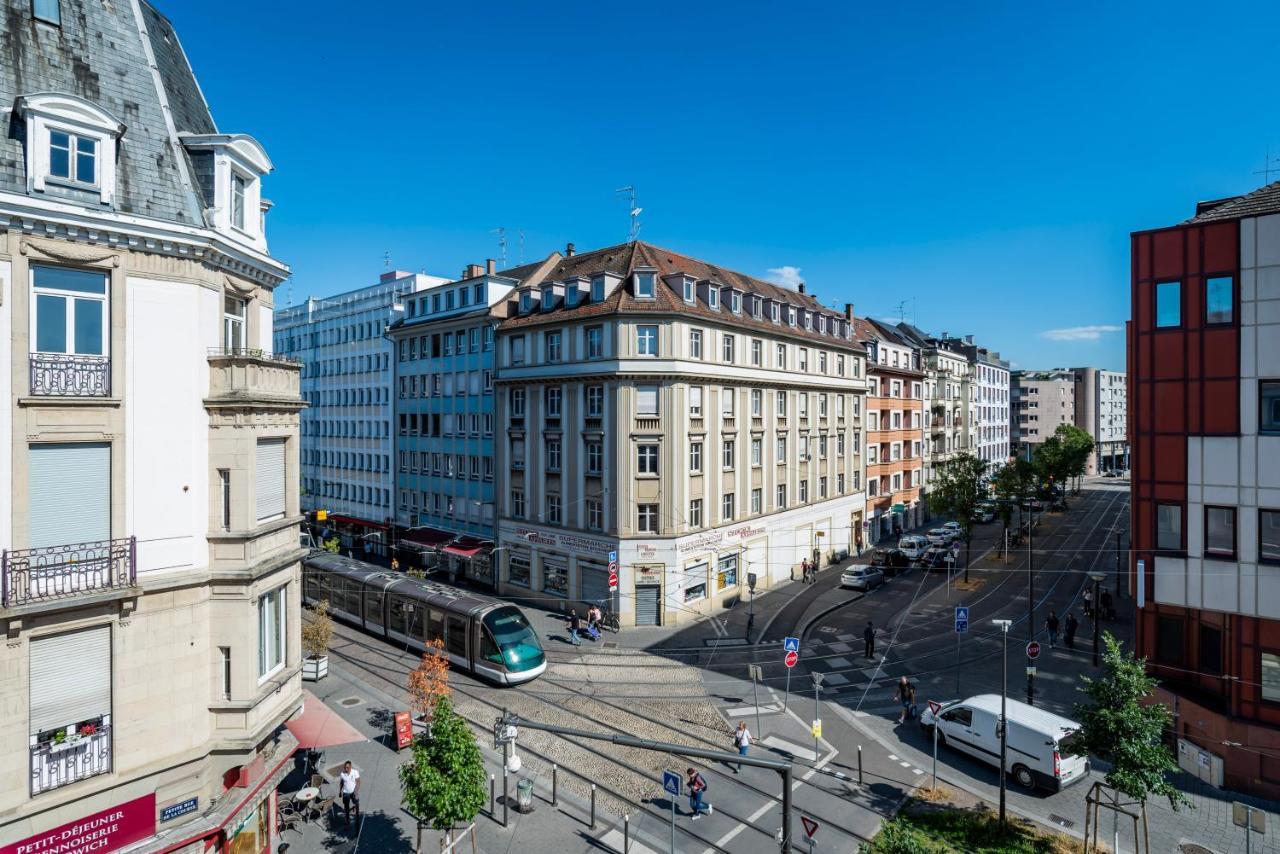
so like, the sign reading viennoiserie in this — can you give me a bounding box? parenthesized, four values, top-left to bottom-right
(3, 793, 156, 854)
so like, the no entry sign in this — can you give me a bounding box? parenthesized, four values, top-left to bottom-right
(784, 650, 799, 668)
(1026, 641, 1041, 660)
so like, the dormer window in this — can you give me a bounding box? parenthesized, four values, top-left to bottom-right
(542, 289, 555, 311)
(708, 288, 720, 310)
(731, 291, 742, 314)
(17, 93, 125, 205)
(751, 296, 762, 318)
(819, 316, 827, 334)
(770, 302, 779, 323)
(635, 272, 656, 299)
(803, 312, 812, 331)
(787, 307, 796, 326)
(49, 130, 96, 185)
(231, 173, 247, 230)
(179, 133, 273, 249)
(683, 279, 695, 303)
(519, 291, 533, 313)
(591, 276, 604, 302)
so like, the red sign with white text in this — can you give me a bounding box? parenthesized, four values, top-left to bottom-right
(395, 711, 413, 750)
(2, 793, 156, 854)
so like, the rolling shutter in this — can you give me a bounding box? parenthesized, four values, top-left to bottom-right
(28, 443, 110, 549)
(635, 584, 661, 626)
(30, 626, 111, 733)
(580, 563, 609, 606)
(255, 438, 286, 522)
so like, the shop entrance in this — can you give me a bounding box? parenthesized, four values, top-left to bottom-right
(634, 584, 661, 626)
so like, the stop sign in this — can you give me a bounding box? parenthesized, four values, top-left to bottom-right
(1026, 641, 1041, 660)
(784, 651, 799, 668)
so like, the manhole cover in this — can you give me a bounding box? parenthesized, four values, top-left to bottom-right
(339, 697, 363, 708)
(1048, 814, 1074, 829)
(602, 642, 618, 649)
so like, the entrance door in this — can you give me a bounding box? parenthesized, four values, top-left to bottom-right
(634, 584, 661, 626)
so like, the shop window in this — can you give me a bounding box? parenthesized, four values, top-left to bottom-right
(542, 563, 568, 597)
(684, 561, 708, 603)
(508, 556, 530, 587)
(717, 553, 739, 590)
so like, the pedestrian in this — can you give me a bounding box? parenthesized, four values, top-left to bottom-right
(567, 609, 582, 646)
(1083, 587, 1093, 618)
(686, 767, 711, 819)
(801, 559, 811, 584)
(1045, 610, 1060, 648)
(586, 604, 603, 640)
(339, 760, 361, 829)
(863, 621, 876, 659)
(732, 722, 752, 774)
(1064, 612, 1079, 650)
(893, 675, 915, 724)
(1101, 589, 1115, 621)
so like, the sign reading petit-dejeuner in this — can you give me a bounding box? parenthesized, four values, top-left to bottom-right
(3, 793, 156, 854)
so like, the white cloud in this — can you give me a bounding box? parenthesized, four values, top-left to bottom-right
(1039, 324, 1122, 342)
(766, 265, 803, 289)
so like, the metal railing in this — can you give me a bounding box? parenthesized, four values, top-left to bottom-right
(29, 353, 111, 396)
(2, 536, 136, 608)
(31, 726, 112, 795)
(206, 346, 301, 364)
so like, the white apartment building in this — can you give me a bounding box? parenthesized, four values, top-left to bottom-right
(974, 349, 1011, 464)
(274, 269, 446, 553)
(1011, 369, 1076, 456)
(493, 242, 867, 626)
(1, 3, 305, 852)
(895, 324, 972, 487)
(1072, 367, 1128, 474)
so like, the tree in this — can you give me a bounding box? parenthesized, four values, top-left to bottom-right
(407, 638, 451, 728)
(1055, 424, 1095, 493)
(322, 536, 341, 554)
(925, 453, 987, 582)
(399, 696, 487, 850)
(1072, 632, 1189, 810)
(989, 458, 1036, 559)
(301, 599, 333, 661)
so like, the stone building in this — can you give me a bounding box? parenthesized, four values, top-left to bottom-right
(0, 2, 304, 851)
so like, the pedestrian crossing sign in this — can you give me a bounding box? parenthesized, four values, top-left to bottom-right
(784, 636, 800, 653)
(662, 769, 681, 797)
(955, 607, 969, 634)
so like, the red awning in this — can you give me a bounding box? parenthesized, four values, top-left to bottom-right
(327, 514, 388, 530)
(399, 527, 456, 547)
(284, 690, 368, 750)
(443, 544, 484, 558)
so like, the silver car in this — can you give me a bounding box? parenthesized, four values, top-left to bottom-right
(840, 565, 885, 591)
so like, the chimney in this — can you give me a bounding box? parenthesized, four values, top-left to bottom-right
(486, 259, 496, 275)
(965, 334, 974, 344)
(844, 303, 855, 320)
(941, 331, 949, 339)
(465, 263, 484, 278)
(797, 281, 806, 294)
(566, 242, 576, 257)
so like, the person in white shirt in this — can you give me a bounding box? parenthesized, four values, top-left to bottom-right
(732, 721, 752, 774)
(339, 760, 361, 828)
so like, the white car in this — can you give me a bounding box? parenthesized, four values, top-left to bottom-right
(897, 535, 929, 559)
(926, 528, 955, 545)
(942, 521, 962, 533)
(921, 694, 1090, 792)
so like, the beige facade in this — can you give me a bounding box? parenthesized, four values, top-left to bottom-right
(1011, 369, 1077, 456)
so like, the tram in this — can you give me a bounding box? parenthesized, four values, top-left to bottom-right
(302, 552, 546, 685)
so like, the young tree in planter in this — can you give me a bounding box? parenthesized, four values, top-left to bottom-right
(399, 696, 486, 851)
(301, 599, 334, 681)
(407, 639, 451, 730)
(925, 452, 987, 582)
(990, 458, 1036, 558)
(322, 536, 341, 554)
(1073, 633, 1189, 811)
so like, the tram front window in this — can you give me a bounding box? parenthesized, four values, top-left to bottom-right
(482, 607, 544, 673)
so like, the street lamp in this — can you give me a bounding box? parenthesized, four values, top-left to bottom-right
(992, 618, 1012, 830)
(1089, 572, 1106, 666)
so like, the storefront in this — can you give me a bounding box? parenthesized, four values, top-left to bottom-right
(313, 513, 389, 557)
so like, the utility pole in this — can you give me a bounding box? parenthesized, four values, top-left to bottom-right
(993, 619, 1012, 830)
(1090, 573, 1106, 666)
(1026, 497, 1035, 706)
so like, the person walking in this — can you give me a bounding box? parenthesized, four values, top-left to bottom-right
(566, 610, 582, 646)
(893, 676, 915, 724)
(1101, 589, 1115, 621)
(1045, 610, 1060, 648)
(801, 559, 811, 584)
(1083, 587, 1093, 618)
(1064, 612, 1079, 650)
(339, 760, 361, 830)
(863, 621, 876, 659)
(732, 722, 752, 774)
(686, 767, 711, 820)
(586, 604, 603, 640)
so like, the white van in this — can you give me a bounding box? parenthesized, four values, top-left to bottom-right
(898, 535, 928, 559)
(920, 694, 1090, 792)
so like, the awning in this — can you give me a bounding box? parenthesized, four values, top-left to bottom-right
(399, 527, 456, 547)
(328, 514, 388, 530)
(443, 544, 484, 558)
(284, 690, 367, 750)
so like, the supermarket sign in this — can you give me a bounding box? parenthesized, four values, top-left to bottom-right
(2, 793, 156, 854)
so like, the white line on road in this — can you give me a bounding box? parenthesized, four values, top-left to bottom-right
(600, 828, 659, 854)
(761, 735, 817, 761)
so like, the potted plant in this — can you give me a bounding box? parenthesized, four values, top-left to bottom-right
(301, 599, 333, 681)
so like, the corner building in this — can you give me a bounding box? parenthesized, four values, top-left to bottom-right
(1130, 183, 1280, 797)
(494, 242, 867, 626)
(0, 2, 304, 851)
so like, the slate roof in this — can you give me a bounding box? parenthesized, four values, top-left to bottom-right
(0, 0, 214, 224)
(496, 240, 859, 349)
(1184, 180, 1280, 224)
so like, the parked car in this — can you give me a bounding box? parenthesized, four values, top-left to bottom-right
(1102, 469, 1119, 478)
(870, 548, 912, 576)
(975, 507, 996, 523)
(840, 565, 885, 591)
(926, 528, 955, 546)
(915, 545, 951, 571)
(897, 535, 929, 560)
(920, 695, 1090, 792)
(942, 521, 962, 534)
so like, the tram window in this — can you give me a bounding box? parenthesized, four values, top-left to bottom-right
(446, 616, 467, 658)
(330, 578, 356, 615)
(388, 596, 408, 635)
(480, 628, 503, 666)
(427, 609, 445, 646)
(366, 589, 385, 624)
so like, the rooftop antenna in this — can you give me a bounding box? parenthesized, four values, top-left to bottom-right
(518, 229, 525, 266)
(490, 227, 508, 268)
(1255, 146, 1280, 184)
(383, 250, 391, 270)
(616, 185, 642, 242)
(895, 299, 909, 323)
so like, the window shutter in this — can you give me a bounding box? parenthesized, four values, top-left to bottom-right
(255, 438, 287, 522)
(28, 443, 110, 549)
(30, 626, 111, 733)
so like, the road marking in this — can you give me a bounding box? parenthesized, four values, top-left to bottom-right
(888, 754, 898, 760)
(837, 633, 856, 642)
(600, 828, 659, 854)
(821, 673, 849, 686)
(899, 761, 911, 768)
(913, 768, 924, 775)
(714, 795, 776, 848)
(725, 704, 781, 717)
(826, 642, 852, 653)
(826, 656, 853, 668)
(762, 735, 817, 761)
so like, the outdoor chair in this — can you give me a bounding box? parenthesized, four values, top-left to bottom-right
(308, 795, 336, 823)
(277, 806, 305, 836)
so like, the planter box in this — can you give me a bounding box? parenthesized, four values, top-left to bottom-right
(302, 655, 328, 681)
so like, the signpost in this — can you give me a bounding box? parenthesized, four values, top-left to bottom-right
(783, 637, 800, 711)
(801, 815, 819, 854)
(608, 550, 619, 593)
(784, 651, 799, 668)
(663, 770, 681, 854)
(954, 606, 969, 693)
(811, 672, 824, 762)
(1233, 801, 1265, 854)
(748, 663, 765, 740)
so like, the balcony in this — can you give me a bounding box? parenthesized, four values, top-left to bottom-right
(31, 723, 112, 795)
(29, 353, 111, 397)
(2, 537, 136, 608)
(206, 348, 304, 410)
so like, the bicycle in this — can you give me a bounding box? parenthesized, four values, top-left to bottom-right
(594, 601, 621, 633)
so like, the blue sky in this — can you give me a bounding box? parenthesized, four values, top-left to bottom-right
(164, 1, 1280, 371)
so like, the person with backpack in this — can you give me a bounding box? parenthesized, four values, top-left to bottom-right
(1064, 612, 1079, 649)
(732, 722, 752, 774)
(893, 675, 916, 724)
(1045, 610, 1060, 648)
(686, 767, 711, 820)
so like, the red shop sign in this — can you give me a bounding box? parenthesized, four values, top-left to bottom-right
(2, 792, 156, 854)
(395, 711, 413, 750)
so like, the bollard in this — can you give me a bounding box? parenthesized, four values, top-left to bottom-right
(858, 745, 863, 786)
(624, 814, 630, 853)
(503, 769, 509, 828)
(490, 774, 495, 817)
(590, 784, 597, 829)
(552, 763, 558, 807)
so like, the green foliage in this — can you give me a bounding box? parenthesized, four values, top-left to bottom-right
(399, 697, 487, 832)
(1033, 424, 1094, 497)
(322, 537, 341, 554)
(862, 808, 1077, 853)
(1072, 632, 1190, 809)
(926, 453, 988, 539)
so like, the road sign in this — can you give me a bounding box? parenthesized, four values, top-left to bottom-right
(783, 636, 800, 653)
(784, 651, 799, 668)
(927, 699, 942, 716)
(811, 720, 822, 738)
(607, 571, 619, 591)
(801, 816, 819, 839)
(608, 550, 618, 563)
(747, 664, 763, 681)
(954, 606, 969, 634)
(607, 560, 618, 572)
(1026, 640, 1041, 660)
(662, 769, 681, 797)
(1233, 801, 1265, 833)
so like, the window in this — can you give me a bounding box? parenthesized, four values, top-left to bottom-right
(1155, 281, 1181, 328)
(708, 287, 720, 310)
(637, 443, 659, 474)
(255, 438, 286, 523)
(511, 489, 525, 518)
(689, 499, 703, 528)
(751, 389, 763, 417)
(508, 555, 531, 586)
(587, 499, 603, 531)
(749, 339, 763, 366)
(799, 480, 809, 503)
(751, 437, 762, 466)
(1262, 510, 1280, 564)
(587, 441, 603, 474)
(587, 385, 604, 417)
(587, 326, 603, 359)
(220, 646, 232, 700)
(32, 265, 108, 359)
(731, 291, 742, 313)
(751, 488, 762, 514)
(1205, 276, 1234, 325)
(722, 493, 735, 521)
(776, 435, 787, 461)
(546, 331, 562, 361)
(723, 334, 735, 363)
(837, 434, 845, 456)
(32, 0, 60, 24)
(799, 349, 809, 371)
(1156, 503, 1182, 550)
(591, 276, 605, 302)
(219, 469, 231, 531)
(541, 288, 555, 311)
(231, 173, 247, 230)
(545, 386, 562, 417)
(776, 483, 787, 508)
(546, 494, 562, 524)
(637, 325, 658, 356)
(636, 272, 656, 298)
(819, 476, 828, 498)
(1262, 381, 1280, 435)
(690, 441, 703, 472)
(689, 329, 703, 359)
(689, 386, 703, 417)
(722, 439, 735, 469)
(717, 553, 738, 589)
(49, 129, 96, 186)
(1156, 615, 1183, 666)
(683, 278, 695, 303)
(1199, 624, 1223, 677)
(636, 385, 659, 416)
(638, 504, 658, 532)
(510, 335, 526, 364)
(510, 388, 526, 417)
(258, 585, 286, 678)
(1205, 506, 1236, 559)
(776, 343, 786, 368)
(777, 390, 787, 417)
(1264, 653, 1280, 702)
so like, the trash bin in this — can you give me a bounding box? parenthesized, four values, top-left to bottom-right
(516, 777, 535, 813)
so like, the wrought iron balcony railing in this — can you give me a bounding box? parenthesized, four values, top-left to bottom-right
(2, 536, 136, 608)
(29, 353, 111, 397)
(31, 725, 112, 795)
